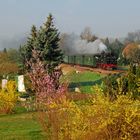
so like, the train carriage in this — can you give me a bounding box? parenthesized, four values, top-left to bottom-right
(63, 52, 117, 70)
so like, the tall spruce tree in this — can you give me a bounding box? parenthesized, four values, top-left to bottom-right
(36, 14, 63, 72)
(20, 25, 37, 71)
(21, 25, 37, 62)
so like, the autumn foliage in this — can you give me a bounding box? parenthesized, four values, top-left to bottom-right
(122, 43, 140, 64)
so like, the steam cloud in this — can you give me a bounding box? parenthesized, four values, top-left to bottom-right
(61, 34, 108, 55)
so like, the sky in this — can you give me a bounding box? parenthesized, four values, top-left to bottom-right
(0, 0, 140, 48)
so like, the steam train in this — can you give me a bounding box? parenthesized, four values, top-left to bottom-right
(63, 52, 117, 70)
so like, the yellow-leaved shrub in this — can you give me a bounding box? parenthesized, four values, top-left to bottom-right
(39, 97, 85, 140)
(0, 81, 19, 114)
(83, 86, 140, 140)
(39, 86, 140, 140)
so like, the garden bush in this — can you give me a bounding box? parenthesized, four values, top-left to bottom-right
(26, 49, 67, 106)
(38, 88, 140, 140)
(0, 81, 19, 114)
(103, 65, 140, 100)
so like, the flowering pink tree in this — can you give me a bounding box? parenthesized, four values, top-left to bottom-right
(27, 49, 67, 104)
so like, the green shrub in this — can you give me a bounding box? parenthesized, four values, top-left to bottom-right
(103, 65, 140, 100)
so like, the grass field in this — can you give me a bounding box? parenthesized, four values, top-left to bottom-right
(0, 113, 44, 140)
(65, 71, 104, 93)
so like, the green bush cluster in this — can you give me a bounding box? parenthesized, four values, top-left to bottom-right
(103, 65, 140, 100)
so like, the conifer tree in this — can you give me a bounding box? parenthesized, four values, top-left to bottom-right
(20, 25, 37, 70)
(20, 14, 63, 73)
(36, 14, 63, 72)
(3, 48, 7, 53)
(22, 25, 37, 61)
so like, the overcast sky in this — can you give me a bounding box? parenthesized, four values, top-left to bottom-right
(0, 0, 140, 43)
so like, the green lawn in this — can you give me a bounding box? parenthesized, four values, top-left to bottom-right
(65, 71, 104, 93)
(0, 113, 45, 140)
(70, 71, 102, 82)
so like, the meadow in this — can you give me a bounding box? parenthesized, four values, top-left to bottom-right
(0, 112, 44, 140)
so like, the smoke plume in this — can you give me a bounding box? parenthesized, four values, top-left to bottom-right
(60, 33, 108, 55)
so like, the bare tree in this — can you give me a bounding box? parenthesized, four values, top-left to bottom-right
(125, 30, 140, 43)
(80, 27, 97, 42)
